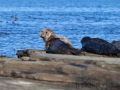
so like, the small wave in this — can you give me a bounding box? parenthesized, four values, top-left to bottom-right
(0, 32, 9, 36)
(0, 7, 120, 12)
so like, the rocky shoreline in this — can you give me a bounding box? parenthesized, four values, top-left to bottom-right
(0, 49, 120, 90)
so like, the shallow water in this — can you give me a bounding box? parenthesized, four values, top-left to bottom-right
(0, 0, 120, 57)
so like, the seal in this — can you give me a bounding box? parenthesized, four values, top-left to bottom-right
(40, 28, 85, 55)
(111, 40, 120, 50)
(80, 36, 120, 56)
(40, 28, 73, 50)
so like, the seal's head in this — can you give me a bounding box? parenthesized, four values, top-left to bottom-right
(112, 40, 119, 44)
(40, 28, 54, 42)
(81, 36, 91, 44)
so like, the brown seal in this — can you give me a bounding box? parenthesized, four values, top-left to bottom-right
(40, 28, 73, 50)
(80, 36, 120, 56)
(40, 28, 85, 55)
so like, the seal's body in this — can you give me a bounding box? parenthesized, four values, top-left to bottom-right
(112, 40, 120, 50)
(81, 36, 120, 56)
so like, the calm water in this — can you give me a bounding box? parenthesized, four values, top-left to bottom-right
(0, 0, 120, 57)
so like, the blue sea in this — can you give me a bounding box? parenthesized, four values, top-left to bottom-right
(0, 0, 120, 57)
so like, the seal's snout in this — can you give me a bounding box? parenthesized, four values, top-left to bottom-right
(39, 31, 44, 38)
(39, 32, 42, 37)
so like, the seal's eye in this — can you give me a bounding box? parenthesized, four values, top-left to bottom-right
(45, 32, 47, 34)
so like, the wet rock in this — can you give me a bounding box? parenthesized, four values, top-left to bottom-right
(1, 51, 120, 90)
(16, 49, 118, 60)
(0, 55, 6, 57)
(16, 49, 45, 58)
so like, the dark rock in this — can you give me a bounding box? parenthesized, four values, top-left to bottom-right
(16, 49, 45, 58)
(0, 55, 6, 57)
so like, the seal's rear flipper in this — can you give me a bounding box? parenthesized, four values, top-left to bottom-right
(69, 48, 86, 55)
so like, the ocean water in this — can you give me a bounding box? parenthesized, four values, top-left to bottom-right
(0, 0, 120, 57)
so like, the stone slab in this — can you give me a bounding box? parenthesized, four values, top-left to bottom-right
(0, 51, 120, 90)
